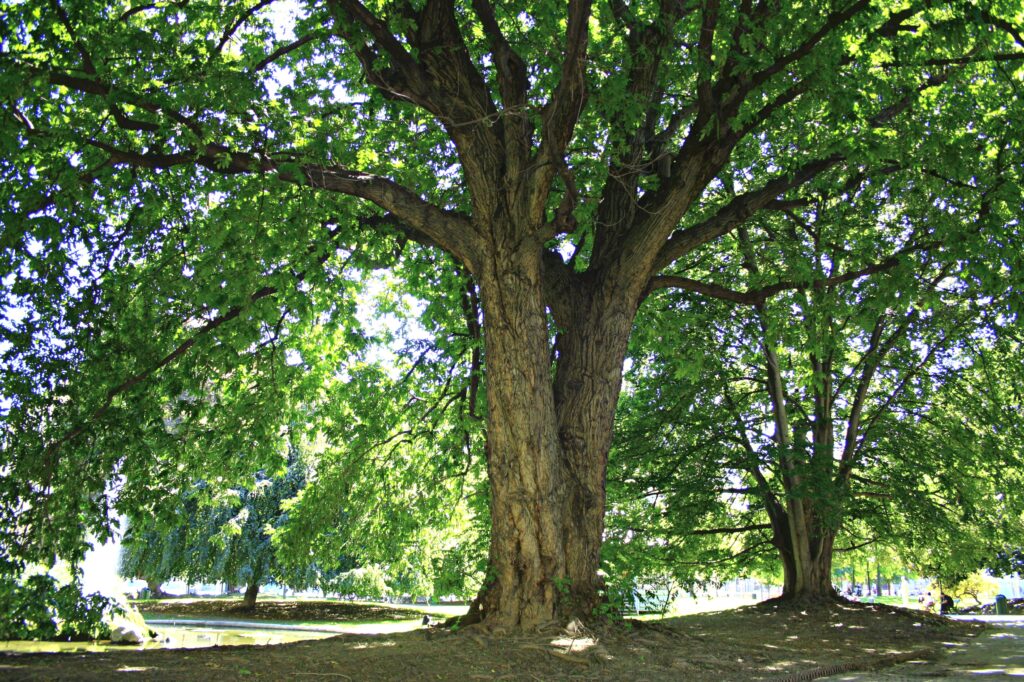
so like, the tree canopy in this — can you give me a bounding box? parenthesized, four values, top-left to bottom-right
(1, 0, 1022, 628)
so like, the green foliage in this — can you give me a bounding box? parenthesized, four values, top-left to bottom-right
(609, 141, 1024, 588)
(887, 335, 1024, 583)
(0, 565, 120, 641)
(327, 565, 391, 599)
(942, 572, 1000, 607)
(0, 0, 1021, 620)
(119, 446, 317, 591)
(987, 550, 1024, 578)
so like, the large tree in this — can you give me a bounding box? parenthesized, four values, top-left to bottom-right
(2, 0, 1021, 628)
(609, 170, 1024, 600)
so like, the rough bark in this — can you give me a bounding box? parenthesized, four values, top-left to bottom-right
(550, 281, 641, 619)
(771, 507, 838, 601)
(242, 582, 260, 610)
(468, 227, 640, 629)
(473, 243, 565, 629)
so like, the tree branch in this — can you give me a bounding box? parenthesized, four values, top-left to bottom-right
(215, 0, 278, 57)
(745, 0, 870, 94)
(646, 243, 927, 303)
(690, 523, 773, 536)
(652, 154, 843, 271)
(468, 0, 528, 111)
(42, 225, 351, 467)
(251, 32, 327, 73)
(533, 0, 593, 202)
(882, 52, 1024, 68)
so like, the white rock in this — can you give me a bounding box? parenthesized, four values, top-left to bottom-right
(109, 623, 148, 645)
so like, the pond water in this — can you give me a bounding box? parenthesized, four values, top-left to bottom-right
(0, 622, 341, 654)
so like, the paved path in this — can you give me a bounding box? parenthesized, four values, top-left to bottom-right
(821, 617, 1024, 680)
(145, 618, 347, 633)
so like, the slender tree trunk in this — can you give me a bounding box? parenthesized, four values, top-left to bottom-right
(242, 582, 260, 610)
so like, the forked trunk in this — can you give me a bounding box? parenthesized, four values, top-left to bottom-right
(242, 582, 260, 610)
(774, 513, 838, 601)
(471, 246, 634, 629)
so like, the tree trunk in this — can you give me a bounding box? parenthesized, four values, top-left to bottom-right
(145, 578, 165, 598)
(472, 245, 565, 629)
(471, 243, 635, 629)
(550, 284, 638, 619)
(242, 582, 260, 610)
(772, 508, 838, 602)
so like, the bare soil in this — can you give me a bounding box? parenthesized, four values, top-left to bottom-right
(0, 599, 982, 681)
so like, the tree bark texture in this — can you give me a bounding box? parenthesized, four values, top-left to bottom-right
(242, 582, 260, 610)
(771, 503, 839, 600)
(471, 233, 638, 629)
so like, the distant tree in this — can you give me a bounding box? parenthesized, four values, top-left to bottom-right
(119, 448, 309, 609)
(944, 572, 999, 607)
(119, 497, 199, 596)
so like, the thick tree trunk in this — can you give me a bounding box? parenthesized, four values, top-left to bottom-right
(775, 520, 837, 601)
(550, 284, 638, 619)
(242, 582, 260, 610)
(471, 244, 635, 629)
(473, 246, 566, 629)
(145, 578, 165, 598)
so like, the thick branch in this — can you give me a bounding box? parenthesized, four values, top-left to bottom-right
(89, 137, 480, 271)
(533, 0, 593, 206)
(653, 155, 842, 271)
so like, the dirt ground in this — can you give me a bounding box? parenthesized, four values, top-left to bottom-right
(0, 599, 981, 681)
